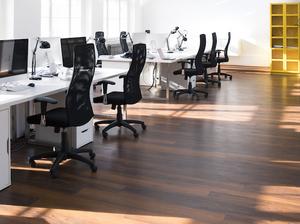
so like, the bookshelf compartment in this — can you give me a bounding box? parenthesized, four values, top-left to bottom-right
(287, 16, 298, 26)
(272, 4, 283, 14)
(286, 49, 299, 60)
(272, 38, 283, 48)
(272, 16, 283, 26)
(272, 49, 284, 59)
(287, 39, 298, 48)
(272, 61, 283, 71)
(287, 27, 298, 37)
(287, 61, 299, 72)
(272, 27, 283, 37)
(286, 4, 299, 15)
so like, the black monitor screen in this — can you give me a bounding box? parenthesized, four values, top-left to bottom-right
(0, 39, 28, 78)
(61, 37, 86, 68)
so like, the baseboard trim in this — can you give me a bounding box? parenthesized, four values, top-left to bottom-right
(222, 65, 270, 73)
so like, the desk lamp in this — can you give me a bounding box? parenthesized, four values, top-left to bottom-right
(121, 32, 133, 45)
(166, 26, 179, 53)
(177, 29, 188, 51)
(30, 38, 51, 80)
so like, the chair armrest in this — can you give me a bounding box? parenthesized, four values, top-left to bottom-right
(216, 49, 223, 57)
(34, 96, 58, 105)
(119, 74, 127, 79)
(33, 97, 58, 125)
(95, 80, 116, 86)
(95, 80, 116, 95)
(34, 96, 58, 115)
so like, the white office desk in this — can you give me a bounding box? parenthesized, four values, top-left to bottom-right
(0, 68, 126, 110)
(99, 49, 197, 100)
(0, 68, 127, 191)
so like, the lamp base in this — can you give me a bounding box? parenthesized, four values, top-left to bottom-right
(29, 76, 42, 80)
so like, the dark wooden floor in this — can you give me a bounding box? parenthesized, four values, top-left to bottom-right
(1, 72, 300, 223)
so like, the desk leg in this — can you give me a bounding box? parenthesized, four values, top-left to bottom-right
(165, 64, 170, 100)
(24, 102, 30, 139)
(166, 73, 170, 100)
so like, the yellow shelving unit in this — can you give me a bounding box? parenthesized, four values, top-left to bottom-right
(271, 3, 300, 74)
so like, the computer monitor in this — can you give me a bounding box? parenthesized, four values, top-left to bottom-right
(0, 39, 28, 78)
(61, 37, 86, 68)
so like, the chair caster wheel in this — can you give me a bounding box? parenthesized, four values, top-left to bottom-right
(142, 123, 147, 130)
(102, 132, 108, 139)
(94, 125, 100, 131)
(29, 159, 36, 168)
(134, 132, 139, 138)
(230, 76, 232, 81)
(50, 169, 58, 178)
(89, 152, 96, 160)
(91, 165, 98, 173)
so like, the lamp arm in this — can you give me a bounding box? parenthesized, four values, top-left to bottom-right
(31, 37, 40, 77)
(166, 33, 172, 51)
(127, 32, 133, 45)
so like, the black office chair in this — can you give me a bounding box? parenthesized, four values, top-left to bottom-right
(93, 44, 147, 138)
(27, 44, 97, 178)
(209, 32, 232, 80)
(95, 31, 109, 56)
(173, 34, 208, 100)
(202, 32, 221, 88)
(95, 31, 109, 68)
(120, 31, 129, 53)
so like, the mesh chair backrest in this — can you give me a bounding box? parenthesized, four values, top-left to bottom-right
(120, 31, 129, 53)
(195, 34, 206, 74)
(95, 31, 109, 55)
(208, 32, 217, 67)
(66, 44, 95, 127)
(124, 44, 146, 104)
(224, 32, 231, 60)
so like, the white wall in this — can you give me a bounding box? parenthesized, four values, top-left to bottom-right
(0, 0, 14, 39)
(139, 0, 299, 67)
(13, 0, 41, 39)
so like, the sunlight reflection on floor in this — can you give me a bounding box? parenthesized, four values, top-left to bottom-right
(0, 204, 195, 224)
(279, 106, 300, 132)
(101, 103, 258, 122)
(256, 186, 300, 215)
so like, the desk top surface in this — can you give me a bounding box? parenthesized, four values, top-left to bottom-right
(0, 68, 126, 110)
(99, 49, 197, 64)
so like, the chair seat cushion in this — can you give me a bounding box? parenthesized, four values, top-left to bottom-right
(94, 91, 125, 105)
(174, 68, 202, 77)
(27, 108, 69, 128)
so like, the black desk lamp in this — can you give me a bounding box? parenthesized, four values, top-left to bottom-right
(30, 38, 51, 80)
(167, 26, 179, 53)
(121, 32, 133, 45)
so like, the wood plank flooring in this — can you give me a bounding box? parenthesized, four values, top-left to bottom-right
(1, 72, 300, 223)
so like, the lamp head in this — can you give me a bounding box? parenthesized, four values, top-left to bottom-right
(120, 31, 128, 39)
(170, 26, 179, 34)
(40, 41, 50, 49)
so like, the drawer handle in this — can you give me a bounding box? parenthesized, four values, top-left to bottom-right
(81, 129, 88, 133)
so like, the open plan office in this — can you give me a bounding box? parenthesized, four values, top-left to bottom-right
(0, 0, 300, 223)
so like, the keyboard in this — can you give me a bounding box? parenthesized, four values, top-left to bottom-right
(5, 84, 32, 92)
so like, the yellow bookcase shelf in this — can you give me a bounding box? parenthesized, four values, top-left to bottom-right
(271, 3, 300, 74)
